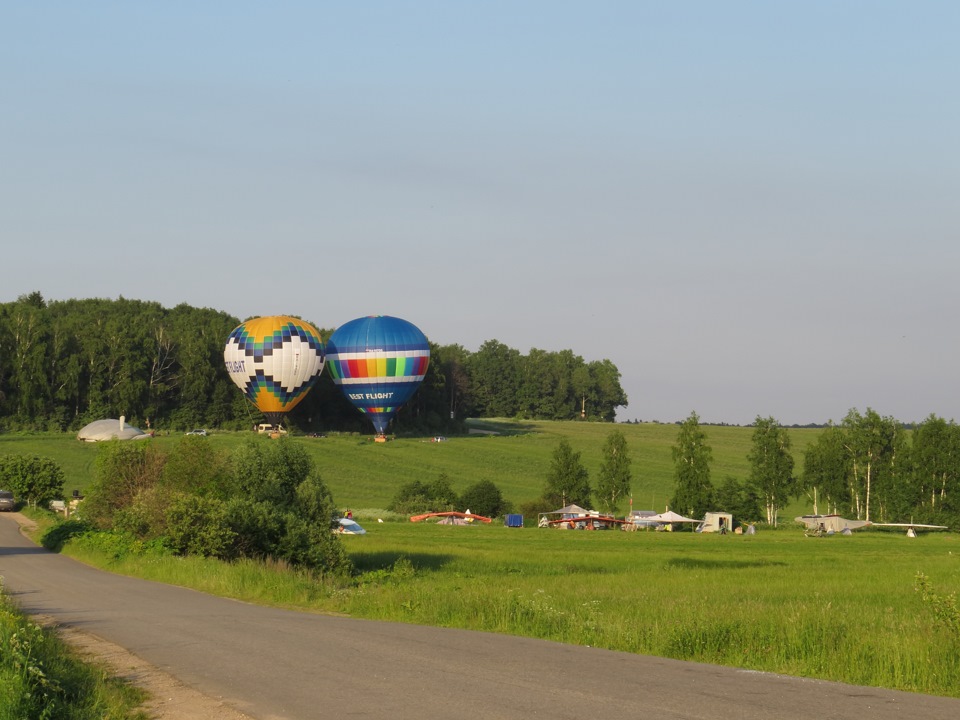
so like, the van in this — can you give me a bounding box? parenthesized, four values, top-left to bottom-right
(0, 490, 15, 512)
(257, 424, 287, 435)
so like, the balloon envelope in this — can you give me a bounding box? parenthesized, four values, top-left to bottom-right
(326, 315, 430, 435)
(223, 316, 325, 426)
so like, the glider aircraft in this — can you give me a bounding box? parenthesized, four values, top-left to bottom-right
(409, 511, 491, 524)
(869, 522, 949, 537)
(797, 514, 948, 537)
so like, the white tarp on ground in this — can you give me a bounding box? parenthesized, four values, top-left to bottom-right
(77, 418, 148, 442)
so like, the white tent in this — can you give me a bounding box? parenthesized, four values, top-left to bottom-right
(627, 510, 659, 529)
(77, 417, 149, 442)
(645, 510, 701, 524)
(537, 504, 593, 528)
(551, 504, 590, 516)
(636, 510, 702, 532)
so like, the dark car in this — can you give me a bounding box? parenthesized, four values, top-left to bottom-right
(0, 490, 15, 512)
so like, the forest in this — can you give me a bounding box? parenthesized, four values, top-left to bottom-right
(0, 293, 628, 434)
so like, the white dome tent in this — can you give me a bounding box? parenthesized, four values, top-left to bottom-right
(77, 416, 149, 442)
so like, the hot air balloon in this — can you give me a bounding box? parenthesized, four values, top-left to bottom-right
(223, 315, 325, 429)
(325, 315, 430, 441)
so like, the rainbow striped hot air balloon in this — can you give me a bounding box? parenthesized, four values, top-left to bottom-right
(325, 315, 430, 439)
(223, 315, 325, 428)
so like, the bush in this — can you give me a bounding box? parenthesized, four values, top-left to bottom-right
(389, 475, 459, 515)
(916, 572, 960, 638)
(165, 495, 235, 558)
(83, 442, 165, 529)
(459, 479, 509, 518)
(275, 514, 351, 575)
(0, 454, 65, 509)
(40, 519, 92, 552)
(225, 499, 284, 559)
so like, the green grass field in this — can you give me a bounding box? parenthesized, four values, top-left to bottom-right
(0, 419, 823, 517)
(54, 517, 960, 697)
(5, 422, 960, 697)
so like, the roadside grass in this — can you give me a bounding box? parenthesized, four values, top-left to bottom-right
(0, 587, 147, 719)
(46, 518, 960, 698)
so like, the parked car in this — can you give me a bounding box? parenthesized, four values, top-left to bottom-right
(334, 517, 367, 535)
(186, 429, 208, 436)
(0, 490, 15, 512)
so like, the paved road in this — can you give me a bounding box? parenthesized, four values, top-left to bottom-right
(2, 514, 959, 720)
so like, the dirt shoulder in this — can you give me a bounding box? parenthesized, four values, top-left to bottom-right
(9, 512, 253, 720)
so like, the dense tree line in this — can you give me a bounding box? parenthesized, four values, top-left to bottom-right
(800, 408, 959, 528)
(0, 294, 627, 434)
(669, 410, 960, 530)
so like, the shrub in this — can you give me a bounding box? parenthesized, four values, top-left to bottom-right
(40, 519, 92, 552)
(916, 572, 960, 638)
(84, 441, 165, 529)
(389, 475, 460, 514)
(459, 479, 509, 518)
(165, 495, 235, 558)
(225, 499, 284, 559)
(0, 454, 65, 509)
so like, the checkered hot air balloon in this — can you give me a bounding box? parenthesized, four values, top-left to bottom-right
(223, 316, 325, 428)
(325, 315, 430, 439)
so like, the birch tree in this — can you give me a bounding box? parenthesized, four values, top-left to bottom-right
(841, 408, 903, 522)
(910, 414, 960, 514)
(747, 416, 795, 526)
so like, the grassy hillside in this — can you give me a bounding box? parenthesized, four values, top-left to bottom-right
(0, 420, 823, 518)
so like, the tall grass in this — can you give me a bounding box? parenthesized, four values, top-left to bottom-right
(0, 586, 147, 719)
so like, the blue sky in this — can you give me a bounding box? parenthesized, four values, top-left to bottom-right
(3, 2, 958, 425)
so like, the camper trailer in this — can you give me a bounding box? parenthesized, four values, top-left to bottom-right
(699, 512, 733, 534)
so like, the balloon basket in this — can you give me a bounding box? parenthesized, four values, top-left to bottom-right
(374, 435, 388, 443)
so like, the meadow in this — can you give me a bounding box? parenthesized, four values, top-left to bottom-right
(3, 422, 960, 698)
(0, 419, 823, 516)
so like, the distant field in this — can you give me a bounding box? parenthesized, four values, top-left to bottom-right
(0, 420, 823, 517)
